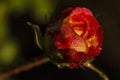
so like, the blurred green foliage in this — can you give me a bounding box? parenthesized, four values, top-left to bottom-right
(7, 0, 58, 23)
(0, 1, 58, 79)
(0, 2, 8, 42)
(0, 40, 18, 65)
(33, 0, 58, 23)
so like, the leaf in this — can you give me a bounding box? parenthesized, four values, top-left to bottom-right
(27, 22, 44, 50)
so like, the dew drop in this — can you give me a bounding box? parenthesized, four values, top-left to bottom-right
(57, 64, 64, 69)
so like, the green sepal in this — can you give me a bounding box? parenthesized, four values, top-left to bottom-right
(88, 59, 95, 62)
(80, 65, 86, 71)
(27, 22, 45, 50)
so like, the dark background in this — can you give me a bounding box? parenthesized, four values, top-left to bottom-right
(6, 0, 120, 80)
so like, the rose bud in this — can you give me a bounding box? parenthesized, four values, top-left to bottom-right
(45, 7, 103, 68)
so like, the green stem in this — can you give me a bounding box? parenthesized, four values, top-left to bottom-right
(83, 61, 109, 80)
(0, 57, 50, 79)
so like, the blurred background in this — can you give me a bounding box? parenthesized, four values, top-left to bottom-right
(0, 0, 120, 80)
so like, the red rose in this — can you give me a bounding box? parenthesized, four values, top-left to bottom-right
(46, 7, 103, 68)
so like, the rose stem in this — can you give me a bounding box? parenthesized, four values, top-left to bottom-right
(83, 61, 109, 80)
(0, 57, 50, 79)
